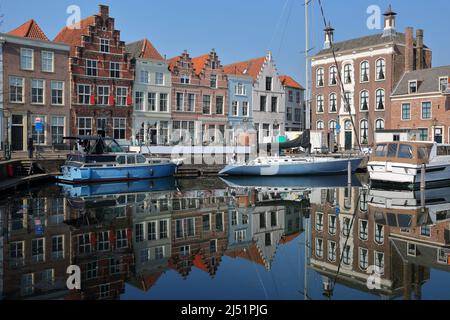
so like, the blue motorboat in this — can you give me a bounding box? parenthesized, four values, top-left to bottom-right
(56, 136, 182, 183)
(219, 156, 363, 176)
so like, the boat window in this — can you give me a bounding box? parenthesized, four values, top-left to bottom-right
(127, 155, 136, 165)
(418, 147, 429, 160)
(387, 144, 398, 158)
(136, 155, 147, 164)
(437, 146, 450, 156)
(398, 144, 413, 159)
(375, 144, 387, 157)
(117, 156, 126, 165)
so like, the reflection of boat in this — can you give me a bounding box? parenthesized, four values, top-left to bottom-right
(221, 175, 362, 189)
(368, 142, 450, 188)
(369, 186, 450, 225)
(57, 136, 180, 183)
(220, 156, 363, 176)
(58, 177, 178, 199)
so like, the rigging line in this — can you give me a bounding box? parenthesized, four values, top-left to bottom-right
(276, 0, 294, 59)
(268, 0, 291, 51)
(316, 0, 362, 152)
(246, 242, 269, 300)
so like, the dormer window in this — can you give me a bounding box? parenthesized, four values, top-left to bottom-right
(344, 64, 352, 84)
(181, 74, 190, 84)
(376, 59, 386, 80)
(211, 61, 217, 70)
(316, 68, 324, 87)
(329, 66, 337, 85)
(439, 77, 448, 92)
(210, 74, 217, 88)
(409, 80, 417, 94)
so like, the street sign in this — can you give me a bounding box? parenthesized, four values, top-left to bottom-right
(35, 225, 44, 236)
(35, 118, 44, 133)
(335, 207, 341, 216)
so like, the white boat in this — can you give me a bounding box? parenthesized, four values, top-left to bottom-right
(220, 156, 363, 176)
(368, 141, 450, 188)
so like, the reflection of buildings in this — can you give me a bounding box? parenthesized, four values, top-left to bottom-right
(226, 188, 304, 271)
(169, 189, 230, 278)
(2, 188, 72, 299)
(129, 191, 172, 292)
(309, 186, 439, 299)
(65, 193, 135, 300)
(0, 203, 4, 300)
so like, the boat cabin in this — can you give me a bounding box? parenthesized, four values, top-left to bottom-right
(370, 141, 450, 164)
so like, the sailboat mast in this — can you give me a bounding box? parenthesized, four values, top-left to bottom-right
(305, 0, 310, 131)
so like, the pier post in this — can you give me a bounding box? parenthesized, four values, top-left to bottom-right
(420, 164, 426, 210)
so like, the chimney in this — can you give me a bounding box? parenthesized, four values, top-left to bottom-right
(267, 50, 273, 62)
(99, 5, 109, 17)
(405, 27, 414, 72)
(382, 5, 397, 37)
(416, 29, 424, 70)
(324, 22, 334, 49)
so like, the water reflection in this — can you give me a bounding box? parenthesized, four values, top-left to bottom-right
(0, 176, 449, 300)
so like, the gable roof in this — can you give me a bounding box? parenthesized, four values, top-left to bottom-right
(191, 54, 209, 76)
(392, 65, 450, 96)
(168, 56, 181, 71)
(224, 57, 266, 81)
(126, 38, 164, 61)
(279, 75, 304, 90)
(8, 19, 49, 41)
(54, 16, 96, 46)
(314, 32, 423, 57)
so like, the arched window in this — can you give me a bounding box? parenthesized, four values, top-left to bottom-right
(360, 90, 369, 111)
(376, 89, 385, 110)
(360, 61, 369, 82)
(316, 68, 324, 87)
(343, 92, 352, 112)
(329, 120, 337, 142)
(360, 119, 369, 144)
(376, 59, 386, 80)
(329, 66, 337, 85)
(316, 95, 324, 113)
(317, 120, 324, 130)
(329, 93, 337, 113)
(376, 119, 385, 130)
(344, 64, 352, 84)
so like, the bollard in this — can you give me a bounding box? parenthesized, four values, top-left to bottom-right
(420, 164, 426, 190)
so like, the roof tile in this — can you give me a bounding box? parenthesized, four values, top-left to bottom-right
(279, 75, 304, 90)
(8, 19, 49, 41)
(223, 57, 266, 81)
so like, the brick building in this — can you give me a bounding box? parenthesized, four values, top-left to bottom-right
(390, 66, 450, 143)
(1, 20, 70, 152)
(54, 5, 134, 144)
(169, 49, 228, 146)
(279, 75, 305, 132)
(311, 6, 431, 151)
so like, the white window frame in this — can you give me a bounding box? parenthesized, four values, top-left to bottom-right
(401, 103, 411, 121)
(316, 68, 324, 87)
(97, 86, 110, 106)
(421, 101, 432, 120)
(140, 70, 150, 84)
(77, 117, 93, 136)
(159, 93, 168, 112)
(51, 81, 64, 106)
(51, 116, 65, 144)
(135, 91, 144, 111)
(100, 38, 110, 53)
(9, 76, 25, 103)
(360, 61, 370, 83)
(375, 88, 385, 111)
(148, 92, 157, 112)
(408, 80, 418, 94)
(242, 101, 249, 117)
(110, 62, 120, 78)
(31, 79, 45, 105)
(232, 101, 238, 116)
(77, 84, 91, 105)
(41, 51, 54, 72)
(155, 72, 164, 85)
(329, 65, 337, 86)
(113, 118, 126, 140)
(116, 87, 128, 106)
(375, 58, 386, 81)
(20, 48, 34, 70)
(329, 93, 337, 113)
(86, 59, 98, 76)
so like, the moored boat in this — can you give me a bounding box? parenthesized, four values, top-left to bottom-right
(368, 141, 450, 189)
(56, 136, 182, 183)
(219, 156, 363, 176)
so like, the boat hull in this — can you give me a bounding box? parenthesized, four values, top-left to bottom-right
(368, 161, 450, 189)
(220, 158, 362, 176)
(57, 163, 177, 183)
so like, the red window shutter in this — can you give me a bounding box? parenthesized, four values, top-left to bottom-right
(90, 232, 97, 247)
(109, 231, 115, 244)
(90, 93, 96, 105)
(126, 94, 132, 106)
(109, 94, 115, 106)
(127, 228, 132, 244)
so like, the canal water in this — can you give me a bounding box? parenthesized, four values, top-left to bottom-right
(0, 175, 449, 300)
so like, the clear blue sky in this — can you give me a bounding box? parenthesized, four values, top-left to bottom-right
(1, 0, 449, 87)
